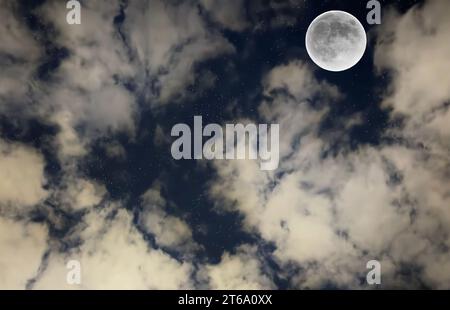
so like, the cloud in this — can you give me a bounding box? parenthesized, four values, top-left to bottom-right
(123, 0, 235, 103)
(1, 0, 238, 164)
(32, 203, 194, 289)
(199, 245, 275, 289)
(61, 178, 106, 211)
(209, 61, 361, 288)
(208, 54, 450, 289)
(0, 1, 240, 290)
(0, 217, 48, 289)
(0, 0, 42, 111)
(200, 0, 249, 31)
(375, 0, 450, 151)
(50, 111, 87, 159)
(37, 0, 137, 155)
(372, 0, 450, 288)
(31, 0, 236, 163)
(0, 139, 48, 208)
(138, 184, 199, 254)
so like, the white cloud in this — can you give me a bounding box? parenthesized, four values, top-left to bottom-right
(32, 0, 236, 164)
(372, 1, 450, 288)
(0, 139, 48, 208)
(199, 245, 275, 289)
(375, 0, 450, 151)
(200, 0, 249, 31)
(1, 1, 222, 290)
(0, 217, 48, 289)
(0, 1, 42, 111)
(139, 184, 198, 253)
(51, 111, 87, 159)
(123, 0, 235, 103)
(33, 203, 194, 289)
(208, 56, 450, 288)
(35, 0, 137, 162)
(62, 178, 106, 211)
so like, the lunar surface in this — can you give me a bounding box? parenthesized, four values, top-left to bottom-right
(306, 11, 367, 72)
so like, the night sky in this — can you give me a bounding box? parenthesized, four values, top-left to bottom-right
(1, 0, 449, 289)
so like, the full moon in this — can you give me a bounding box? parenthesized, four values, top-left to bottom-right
(306, 11, 367, 72)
